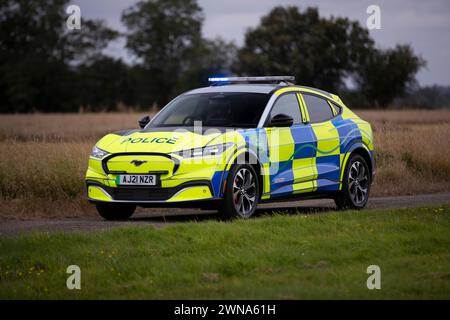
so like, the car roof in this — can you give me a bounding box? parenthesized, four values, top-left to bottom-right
(184, 84, 335, 99)
(185, 84, 278, 95)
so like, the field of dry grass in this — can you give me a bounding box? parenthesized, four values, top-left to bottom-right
(0, 110, 449, 220)
(357, 110, 450, 196)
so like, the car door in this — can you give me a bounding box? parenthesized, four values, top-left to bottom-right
(265, 92, 316, 197)
(300, 93, 341, 191)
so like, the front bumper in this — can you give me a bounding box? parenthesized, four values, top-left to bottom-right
(86, 180, 214, 203)
(85, 152, 229, 204)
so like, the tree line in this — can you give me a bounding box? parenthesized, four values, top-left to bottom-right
(0, 0, 429, 112)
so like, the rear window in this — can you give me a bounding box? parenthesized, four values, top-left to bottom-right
(303, 94, 335, 123)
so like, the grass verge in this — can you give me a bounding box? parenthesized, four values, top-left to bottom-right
(0, 206, 449, 299)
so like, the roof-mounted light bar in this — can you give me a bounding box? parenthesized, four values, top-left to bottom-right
(208, 76, 295, 84)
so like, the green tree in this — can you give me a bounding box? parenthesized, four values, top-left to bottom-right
(64, 20, 119, 64)
(234, 7, 374, 93)
(76, 57, 136, 111)
(394, 85, 450, 109)
(234, 6, 425, 107)
(355, 45, 426, 107)
(0, 0, 118, 112)
(122, 0, 204, 107)
(177, 38, 238, 92)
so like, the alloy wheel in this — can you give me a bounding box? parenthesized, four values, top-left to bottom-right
(348, 160, 369, 204)
(232, 168, 257, 216)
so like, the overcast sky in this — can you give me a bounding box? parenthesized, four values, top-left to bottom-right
(72, 0, 450, 86)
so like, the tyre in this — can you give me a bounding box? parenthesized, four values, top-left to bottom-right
(334, 154, 371, 210)
(96, 203, 136, 220)
(218, 164, 259, 220)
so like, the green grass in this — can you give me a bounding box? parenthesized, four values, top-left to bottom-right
(1, 206, 449, 299)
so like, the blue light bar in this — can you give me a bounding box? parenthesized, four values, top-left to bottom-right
(208, 77, 230, 82)
(208, 76, 295, 83)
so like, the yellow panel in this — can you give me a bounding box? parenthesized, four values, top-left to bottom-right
(311, 157, 318, 191)
(296, 93, 310, 123)
(168, 186, 212, 202)
(292, 181, 314, 194)
(332, 94, 343, 104)
(168, 161, 219, 180)
(339, 153, 347, 189)
(340, 107, 358, 120)
(86, 168, 107, 181)
(311, 122, 340, 157)
(353, 121, 374, 150)
(88, 185, 112, 202)
(224, 148, 247, 172)
(340, 153, 346, 170)
(87, 158, 104, 173)
(292, 158, 314, 183)
(262, 163, 271, 195)
(275, 87, 301, 95)
(266, 128, 294, 162)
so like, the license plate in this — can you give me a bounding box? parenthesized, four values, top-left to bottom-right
(117, 175, 156, 186)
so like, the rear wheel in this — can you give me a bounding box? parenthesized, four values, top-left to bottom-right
(334, 154, 371, 210)
(218, 164, 259, 220)
(96, 203, 136, 220)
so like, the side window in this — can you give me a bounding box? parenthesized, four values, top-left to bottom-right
(303, 94, 334, 123)
(269, 93, 302, 124)
(329, 102, 341, 115)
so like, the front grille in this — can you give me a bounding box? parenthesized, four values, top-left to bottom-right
(102, 153, 178, 175)
(113, 187, 171, 201)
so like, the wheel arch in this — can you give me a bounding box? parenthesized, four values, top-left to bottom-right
(340, 143, 374, 185)
(351, 148, 373, 177)
(223, 148, 265, 198)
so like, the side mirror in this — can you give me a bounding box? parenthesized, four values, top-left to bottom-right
(268, 113, 294, 127)
(138, 115, 151, 129)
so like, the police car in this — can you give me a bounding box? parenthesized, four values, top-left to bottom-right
(86, 76, 375, 220)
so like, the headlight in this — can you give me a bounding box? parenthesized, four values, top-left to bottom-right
(174, 143, 234, 158)
(91, 146, 109, 159)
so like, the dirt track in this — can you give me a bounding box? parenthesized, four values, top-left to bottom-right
(0, 192, 449, 237)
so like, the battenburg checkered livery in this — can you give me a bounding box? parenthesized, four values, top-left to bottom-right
(86, 76, 375, 220)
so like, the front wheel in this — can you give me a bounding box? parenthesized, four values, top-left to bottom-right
(218, 164, 259, 220)
(96, 203, 136, 220)
(334, 154, 371, 210)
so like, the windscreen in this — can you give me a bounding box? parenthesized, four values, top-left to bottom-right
(149, 92, 270, 128)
